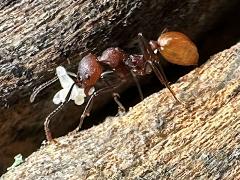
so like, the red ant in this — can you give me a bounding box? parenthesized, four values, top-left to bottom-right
(30, 31, 198, 143)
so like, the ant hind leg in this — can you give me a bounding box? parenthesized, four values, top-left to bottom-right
(130, 70, 144, 100)
(147, 61, 182, 104)
(137, 33, 182, 104)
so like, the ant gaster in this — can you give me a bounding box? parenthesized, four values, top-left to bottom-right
(30, 31, 199, 142)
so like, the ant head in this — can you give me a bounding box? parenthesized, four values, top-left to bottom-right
(77, 53, 102, 95)
(125, 54, 151, 75)
(99, 47, 127, 69)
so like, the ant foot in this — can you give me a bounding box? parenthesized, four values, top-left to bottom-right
(69, 126, 81, 136)
(44, 130, 60, 145)
(42, 138, 59, 146)
(50, 139, 59, 144)
(116, 106, 126, 116)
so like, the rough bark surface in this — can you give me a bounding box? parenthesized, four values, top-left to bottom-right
(2, 42, 240, 179)
(0, 0, 239, 174)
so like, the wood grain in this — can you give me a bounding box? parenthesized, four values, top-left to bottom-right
(0, 0, 239, 174)
(2, 42, 240, 179)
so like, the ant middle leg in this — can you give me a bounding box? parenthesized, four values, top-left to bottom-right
(101, 71, 126, 114)
(112, 92, 126, 115)
(75, 84, 122, 132)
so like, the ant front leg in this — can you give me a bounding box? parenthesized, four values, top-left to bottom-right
(44, 83, 75, 143)
(44, 102, 66, 143)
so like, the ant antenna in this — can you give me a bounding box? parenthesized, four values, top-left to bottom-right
(30, 71, 77, 103)
(30, 76, 58, 103)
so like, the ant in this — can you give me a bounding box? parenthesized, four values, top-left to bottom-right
(30, 31, 198, 143)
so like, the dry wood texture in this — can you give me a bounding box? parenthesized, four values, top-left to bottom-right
(2, 42, 240, 179)
(0, 0, 239, 174)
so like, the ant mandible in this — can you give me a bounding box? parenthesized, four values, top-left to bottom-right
(30, 31, 198, 143)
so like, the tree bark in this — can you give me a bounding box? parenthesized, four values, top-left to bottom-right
(2, 42, 240, 179)
(0, 0, 239, 174)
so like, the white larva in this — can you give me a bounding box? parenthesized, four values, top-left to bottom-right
(53, 66, 88, 105)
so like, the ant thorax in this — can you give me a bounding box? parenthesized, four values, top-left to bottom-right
(53, 66, 87, 106)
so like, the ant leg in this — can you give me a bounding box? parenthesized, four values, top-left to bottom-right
(138, 33, 169, 83)
(138, 33, 151, 60)
(44, 102, 67, 143)
(153, 58, 169, 85)
(137, 33, 182, 104)
(101, 71, 127, 113)
(112, 92, 126, 114)
(75, 84, 121, 132)
(138, 32, 163, 81)
(147, 61, 182, 104)
(44, 83, 75, 142)
(138, 33, 165, 84)
(130, 70, 144, 100)
(161, 27, 169, 34)
(101, 69, 143, 101)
